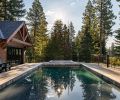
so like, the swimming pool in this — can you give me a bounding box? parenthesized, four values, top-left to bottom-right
(0, 66, 120, 100)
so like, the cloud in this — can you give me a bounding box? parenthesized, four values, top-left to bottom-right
(45, 9, 67, 23)
(47, 24, 53, 30)
(46, 10, 55, 16)
(70, 2, 76, 6)
(76, 0, 79, 2)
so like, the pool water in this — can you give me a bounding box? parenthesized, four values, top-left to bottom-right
(0, 66, 120, 100)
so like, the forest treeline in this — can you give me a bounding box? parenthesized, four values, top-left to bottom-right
(0, 0, 120, 63)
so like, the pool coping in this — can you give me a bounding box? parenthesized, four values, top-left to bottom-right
(42, 61, 80, 66)
(81, 63, 120, 88)
(0, 62, 120, 91)
(0, 63, 42, 90)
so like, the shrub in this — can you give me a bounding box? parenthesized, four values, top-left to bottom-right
(110, 57, 120, 66)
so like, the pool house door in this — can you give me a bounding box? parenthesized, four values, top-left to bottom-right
(7, 47, 24, 64)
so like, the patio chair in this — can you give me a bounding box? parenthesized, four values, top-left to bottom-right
(2, 63, 8, 71)
(7, 62, 12, 70)
(1, 63, 12, 72)
(0, 64, 3, 71)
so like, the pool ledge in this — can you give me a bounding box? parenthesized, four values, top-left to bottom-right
(0, 63, 42, 90)
(81, 63, 120, 88)
(42, 60, 81, 66)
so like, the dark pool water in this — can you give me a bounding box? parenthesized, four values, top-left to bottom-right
(0, 66, 120, 100)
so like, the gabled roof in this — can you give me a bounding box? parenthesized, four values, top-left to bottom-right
(0, 21, 24, 39)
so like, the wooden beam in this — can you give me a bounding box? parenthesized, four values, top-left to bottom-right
(24, 33, 29, 42)
(12, 38, 32, 46)
(0, 41, 6, 48)
(19, 30, 24, 41)
(24, 24, 31, 43)
(23, 25, 25, 39)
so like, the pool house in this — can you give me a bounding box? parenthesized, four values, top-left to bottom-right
(0, 21, 32, 64)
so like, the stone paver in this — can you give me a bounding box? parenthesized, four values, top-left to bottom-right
(0, 63, 42, 90)
(98, 63, 120, 74)
(81, 63, 120, 88)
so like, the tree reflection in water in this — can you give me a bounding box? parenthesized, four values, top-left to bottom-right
(43, 67, 76, 97)
(0, 67, 119, 100)
(28, 69, 48, 100)
(75, 67, 116, 100)
(28, 67, 118, 100)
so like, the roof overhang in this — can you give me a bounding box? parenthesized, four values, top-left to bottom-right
(0, 21, 32, 48)
(12, 38, 32, 46)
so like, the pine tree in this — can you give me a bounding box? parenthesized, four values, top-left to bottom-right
(68, 22, 75, 59)
(45, 20, 73, 60)
(115, 29, 120, 56)
(115, 0, 120, 56)
(8, 0, 26, 20)
(0, 1, 3, 20)
(93, 0, 116, 55)
(75, 0, 93, 62)
(82, 0, 94, 51)
(0, 0, 25, 20)
(50, 20, 64, 60)
(0, 0, 8, 20)
(68, 22, 75, 43)
(26, 0, 48, 62)
(74, 31, 83, 61)
(90, 1, 100, 54)
(63, 24, 71, 59)
(79, 26, 93, 62)
(91, 15, 100, 54)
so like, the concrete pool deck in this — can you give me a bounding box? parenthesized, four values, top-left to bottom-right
(0, 63, 41, 90)
(81, 63, 120, 88)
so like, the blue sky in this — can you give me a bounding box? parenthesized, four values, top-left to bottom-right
(23, 0, 120, 48)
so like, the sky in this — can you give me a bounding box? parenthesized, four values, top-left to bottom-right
(23, 0, 120, 48)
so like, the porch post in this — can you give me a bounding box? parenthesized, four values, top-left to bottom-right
(21, 48, 24, 64)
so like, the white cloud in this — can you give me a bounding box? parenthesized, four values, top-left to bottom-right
(45, 9, 67, 31)
(46, 10, 55, 16)
(106, 36, 115, 48)
(70, 2, 76, 6)
(45, 9, 67, 23)
(75, 0, 79, 2)
(47, 24, 53, 30)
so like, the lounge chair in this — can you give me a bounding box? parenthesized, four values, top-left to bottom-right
(0, 64, 3, 71)
(0, 63, 12, 72)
